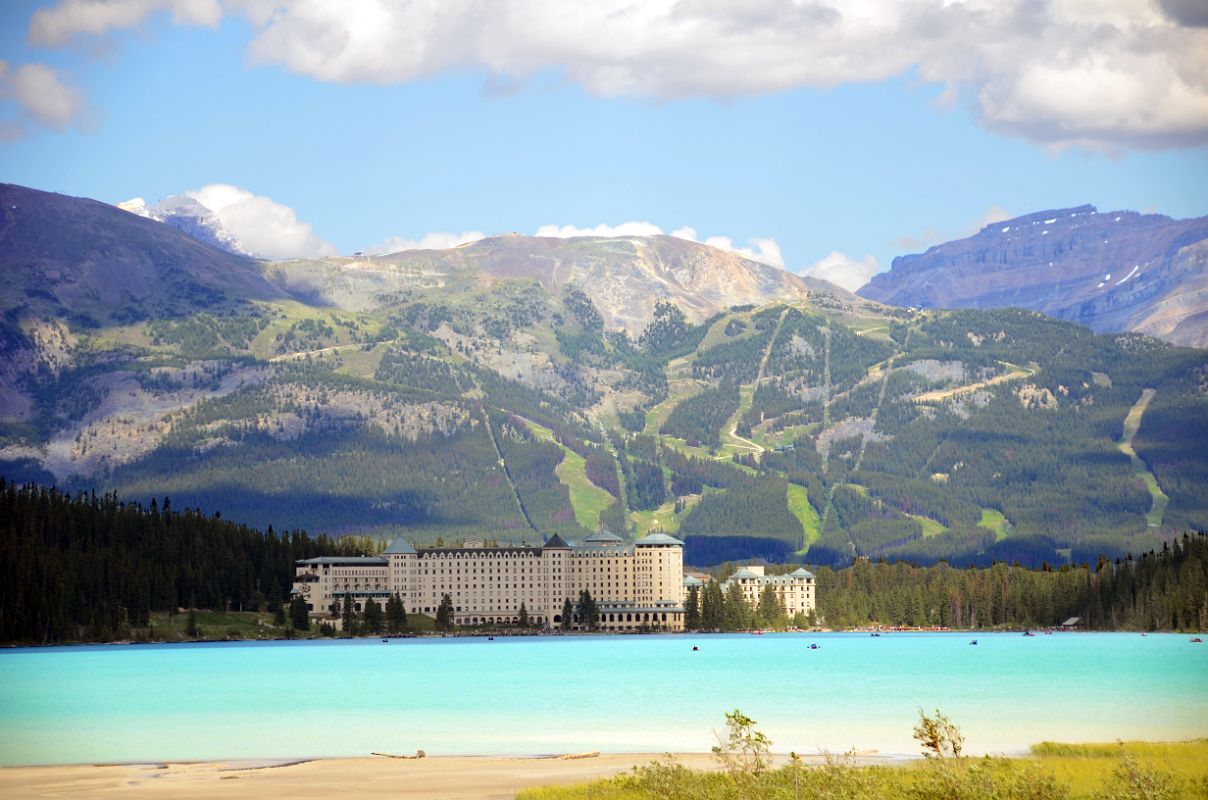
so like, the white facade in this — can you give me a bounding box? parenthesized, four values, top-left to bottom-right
(684, 564, 816, 618)
(291, 531, 686, 631)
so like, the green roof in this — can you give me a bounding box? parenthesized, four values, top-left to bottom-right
(634, 533, 684, 546)
(789, 568, 814, 578)
(583, 530, 624, 544)
(383, 539, 417, 555)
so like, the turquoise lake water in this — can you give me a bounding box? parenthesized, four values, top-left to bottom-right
(0, 632, 1205, 766)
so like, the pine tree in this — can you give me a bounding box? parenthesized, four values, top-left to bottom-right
(386, 593, 407, 633)
(436, 593, 455, 631)
(518, 602, 529, 628)
(363, 598, 383, 634)
(577, 589, 599, 630)
(684, 585, 701, 630)
(561, 597, 574, 630)
(756, 585, 783, 629)
(341, 594, 357, 635)
(289, 596, 310, 631)
(701, 580, 725, 630)
(724, 583, 750, 631)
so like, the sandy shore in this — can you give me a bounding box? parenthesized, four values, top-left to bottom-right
(0, 752, 902, 799)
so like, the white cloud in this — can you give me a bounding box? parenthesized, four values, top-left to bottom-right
(28, 0, 221, 46)
(535, 221, 785, 267)
(670, 226, 785, 268)
(535, 221, 665, 239)
(367, 221, 787, 267)
(367, 230, 486, 255)
(800, 251, 881, 293)
(0, 60, 88, 138)
(187, 183, 336, 260)
(29, 0, 1208, 150)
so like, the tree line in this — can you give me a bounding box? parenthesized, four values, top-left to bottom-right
(0, 481, 357, 643)
(804, 532, 1207, 630)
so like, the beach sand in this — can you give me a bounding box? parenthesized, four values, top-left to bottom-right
(0, 753, 714, 799)
(0, 752, 900, 799)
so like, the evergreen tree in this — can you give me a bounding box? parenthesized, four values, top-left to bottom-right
(518, 602, 529, 628)
(363, 598, 384, 634)
(684, 585, 701, 630)
(186, 606, 199, 638)
(723, 583, 750, 631)
(561, 597, 574, 630)
(701, 580, 725, 630)
(577, 589, 599, 630)
(436, 593, 455, 630)
(341, 594, 357, 635)
(386, 593, 407, 633)
(756, 585, 784, 630)
(289, 596, 310, 631)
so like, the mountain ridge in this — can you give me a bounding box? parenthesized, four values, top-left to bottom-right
(1, 183, 1206, 570)
(859, 204, 1208, 347)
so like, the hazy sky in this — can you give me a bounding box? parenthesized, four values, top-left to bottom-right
(1, 0, 1205, 290)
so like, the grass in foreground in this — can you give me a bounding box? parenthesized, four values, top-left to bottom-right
(519, 710, 1208, 800)
(521, 742, 1208, 800)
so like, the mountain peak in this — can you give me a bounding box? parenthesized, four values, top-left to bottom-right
(859, 204, 1208, 347)
(291, 232, 865, 334)
(118, 193, 249, 256)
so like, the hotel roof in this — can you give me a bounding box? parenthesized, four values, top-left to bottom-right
(634, 532, 684, 546)
(296, 556, 389, 566)
(383, 539, 417, 555)
(543, 533, 571, 549)
(582, 530, 624, 544)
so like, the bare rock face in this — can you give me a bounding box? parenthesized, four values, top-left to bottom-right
(859, 205, 1208, 348)
(276, 234, 866, 334)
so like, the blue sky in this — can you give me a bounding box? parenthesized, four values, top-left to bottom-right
(1, 1, 1205, 288)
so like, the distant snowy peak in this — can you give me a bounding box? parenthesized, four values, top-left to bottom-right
(116, 194, 249, 257)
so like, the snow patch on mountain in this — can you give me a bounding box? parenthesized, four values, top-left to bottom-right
(118, 194, 249, 256)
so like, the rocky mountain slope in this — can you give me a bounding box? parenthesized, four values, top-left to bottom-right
(118, 194, 249, 256)
(859, 205, 1208, 348)
(276, 232, 865, 335)
(1, 184, 1206, 569)
(0, 184, 285, 325)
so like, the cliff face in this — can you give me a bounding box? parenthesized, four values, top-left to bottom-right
(859, 205, 1208, 347)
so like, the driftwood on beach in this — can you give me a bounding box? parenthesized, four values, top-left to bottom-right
(371, 750, 426, 759)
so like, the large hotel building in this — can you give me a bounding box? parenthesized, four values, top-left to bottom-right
(291, 531, 817, 631)
(291, 530, 688, 631)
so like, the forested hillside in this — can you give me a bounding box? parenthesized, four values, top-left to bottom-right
(692, 531, 1208, 631)
(719, 531, 1208, 631)
(2, 193, 1207, 569)
(0, 481, 357, 643)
